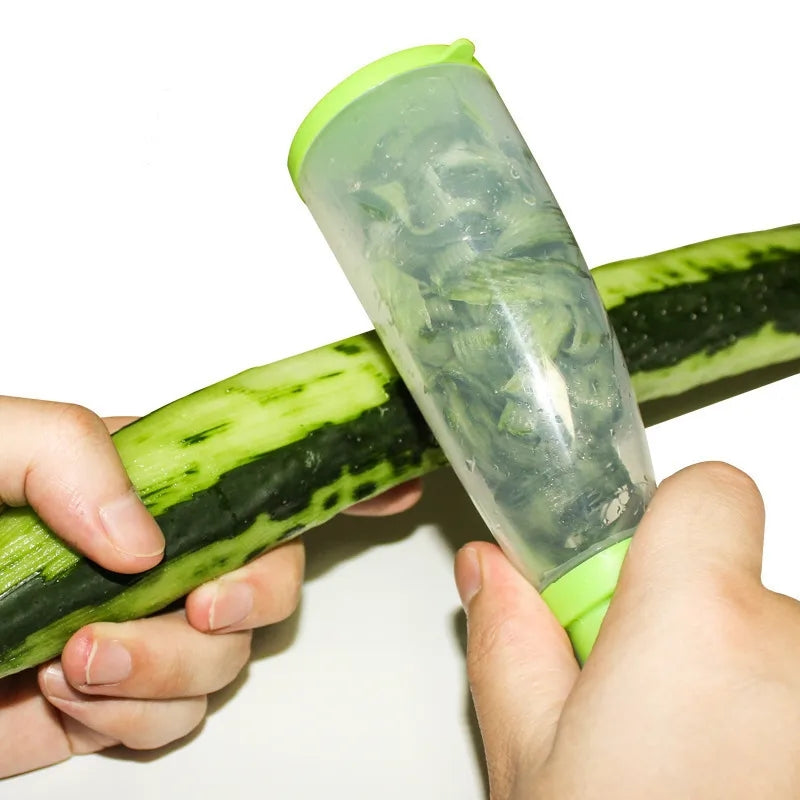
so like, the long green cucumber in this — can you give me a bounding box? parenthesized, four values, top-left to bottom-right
(1, 223, 799, 679)
(598, 223, 800, 401)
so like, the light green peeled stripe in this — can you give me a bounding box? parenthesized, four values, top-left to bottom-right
(594, 225, 800, 310)
(631, 323, 800, 403)
(0, 334, 400, 594)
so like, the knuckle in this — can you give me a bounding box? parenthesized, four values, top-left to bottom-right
(278, 540, 305, 581)
(20, 403, 113, 507)
(698, 461, 761, 499)
(256, 544, 305, 624)
(662, 461, 764, 521)
(692, 588, 760, 654)
(212, 631, 252, 690)
(271, 579, 302, 623)
(285, 543, 306, 602)
(707, 567, 762, 620)
(186, 695, 209, 734)
(162, 640, 195, 696)
(118, 701, 158, 748)
(122, 697, 208, 750)
(64, 724, 119, 756)
(138, 638, 194, 698)
(702, 462, 765, 529)
(54, 402, 107, 441)
(689, 461, 762, 506)
(664, 567, 762, 653)
(280, 554, 305, 618)
(133, 617, 252, 696)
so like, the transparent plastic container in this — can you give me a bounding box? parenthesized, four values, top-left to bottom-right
(289, 40, 655, 660)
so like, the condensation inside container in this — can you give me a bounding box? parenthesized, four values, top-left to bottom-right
(300, 64, 655, 588)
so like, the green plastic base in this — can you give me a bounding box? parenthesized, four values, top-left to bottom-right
(540, 537, 632, 664)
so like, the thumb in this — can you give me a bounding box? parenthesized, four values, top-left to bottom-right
(0, 398, 163, 573)
(455, 542, 579, 795)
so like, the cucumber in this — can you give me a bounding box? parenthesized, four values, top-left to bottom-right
(1, 223, 799, 679)
(597, 224, 800, 402)
(0, 340, 445, 679)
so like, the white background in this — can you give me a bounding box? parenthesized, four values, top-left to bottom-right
(2, 1, 798, 797)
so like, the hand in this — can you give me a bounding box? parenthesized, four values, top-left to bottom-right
(455, 462, 800, 799)
(0, 397, 421, 777)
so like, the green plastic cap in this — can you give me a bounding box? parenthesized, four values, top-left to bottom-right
(540, 537, 632, 665)
(287, 38, 486, 192)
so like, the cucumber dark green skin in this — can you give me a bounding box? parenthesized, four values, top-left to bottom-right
(1, 224, 799, 679)
(595, 223, 800, 401)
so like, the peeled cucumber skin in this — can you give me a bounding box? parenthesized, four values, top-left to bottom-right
(1, 224, 799, 678)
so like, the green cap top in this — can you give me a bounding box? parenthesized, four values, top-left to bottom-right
(540, 537, 632, 665)
(287, 38, 486, 191)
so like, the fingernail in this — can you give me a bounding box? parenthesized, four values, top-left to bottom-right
(84, 638, 132, 685)
(456, 546, 482, 611)
(208, 582, 254, 631)
(42, 664, 84, 705)
(99, 491, 165, 559)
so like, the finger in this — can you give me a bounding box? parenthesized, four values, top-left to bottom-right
(56, 611, 252, 699)
(343, 478, 423, 516)
(0, 669, 73, 777)
(39, 663, 207, 750)
(586, 462, 766, 674)
(53, 713, 119, 756)
(455, 542, 579, 795)
(612, 461, 765, 611)
(185, 539, 304, 633)
(0, 397, 164, 573)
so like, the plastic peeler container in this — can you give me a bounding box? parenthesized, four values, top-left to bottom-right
(289, 39, 655, 662)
